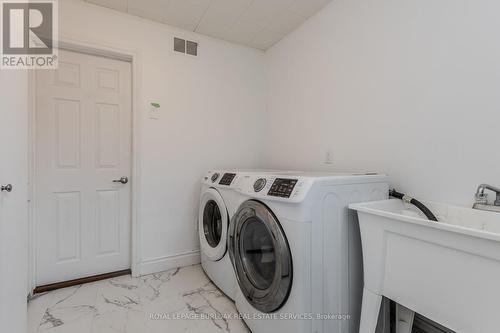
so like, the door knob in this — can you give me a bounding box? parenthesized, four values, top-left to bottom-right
(113, 177, 129, 185)
(1, 184, 12, 192)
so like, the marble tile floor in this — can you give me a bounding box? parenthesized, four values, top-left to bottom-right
(28, 265, 250, 333)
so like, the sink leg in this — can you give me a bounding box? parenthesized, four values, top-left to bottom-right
(359, 287, 382, 333)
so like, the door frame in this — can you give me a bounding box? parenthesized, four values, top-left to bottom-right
(28, 34, 143, 295)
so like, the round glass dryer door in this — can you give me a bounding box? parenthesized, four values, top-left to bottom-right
(229, 200, 292, 313)
(199, 188, 228, 261)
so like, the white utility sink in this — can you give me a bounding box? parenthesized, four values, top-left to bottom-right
(349, 199, 500, 333)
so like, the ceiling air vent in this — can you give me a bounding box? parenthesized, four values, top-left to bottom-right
(174, 37, 198, 57)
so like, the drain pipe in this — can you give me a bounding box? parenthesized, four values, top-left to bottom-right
(389, 189, 438, 222)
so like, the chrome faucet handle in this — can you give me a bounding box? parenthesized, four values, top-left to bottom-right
(475, 192, 488, 205)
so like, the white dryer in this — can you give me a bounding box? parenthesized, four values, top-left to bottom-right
(228, 171, 389, 333)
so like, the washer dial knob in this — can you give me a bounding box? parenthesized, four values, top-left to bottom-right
(253, 178, 267, 192)
(211, 173, 220, 183)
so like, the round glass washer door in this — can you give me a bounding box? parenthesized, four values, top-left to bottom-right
(229, 200, 292, 313)
(199, 188, 228, 261)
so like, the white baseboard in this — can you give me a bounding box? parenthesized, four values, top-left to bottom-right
(138, 250, 201, 276)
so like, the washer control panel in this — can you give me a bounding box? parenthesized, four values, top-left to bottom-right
(219, 173, 236, 186)
(268, 178, 298, 198)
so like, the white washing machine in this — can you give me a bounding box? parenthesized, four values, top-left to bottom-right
(227, 171, 389, 333)
(199, 170, 242, 300)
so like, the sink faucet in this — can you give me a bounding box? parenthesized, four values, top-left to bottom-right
(473, 184, 500, 212)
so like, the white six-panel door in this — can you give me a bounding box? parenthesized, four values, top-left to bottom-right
(35, 50, 132, 285)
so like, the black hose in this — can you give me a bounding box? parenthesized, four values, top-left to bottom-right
(389, 189, 438, 222)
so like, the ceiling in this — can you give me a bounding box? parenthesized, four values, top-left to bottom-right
(84, 0, 333, 50)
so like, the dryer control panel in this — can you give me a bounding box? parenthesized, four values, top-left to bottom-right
(268, 178, 298, 198)
(238, 174, 310, 203)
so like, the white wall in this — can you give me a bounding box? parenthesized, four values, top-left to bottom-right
(265, 0, 500, 206)
(59, 1, 266, 273)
